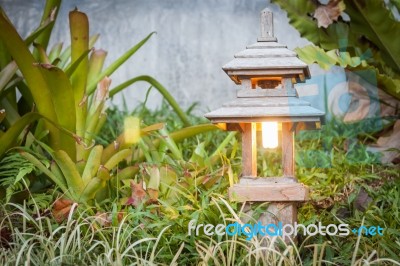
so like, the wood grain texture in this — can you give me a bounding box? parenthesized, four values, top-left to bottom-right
(282, 122, 294, 177)
(258, 8, 277, 42)
(229, 182, 309, 202)
(241, 123, 257, 177)
(237, 88, 296, 97)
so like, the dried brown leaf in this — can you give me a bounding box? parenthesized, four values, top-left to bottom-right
(95, 211, 125, 227)
(314, 0, 345, 28)
(52, 198, 74, 223)
(125, 180, 147, 207)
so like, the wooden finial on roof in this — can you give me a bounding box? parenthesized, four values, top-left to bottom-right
(258, 8, 277, 42)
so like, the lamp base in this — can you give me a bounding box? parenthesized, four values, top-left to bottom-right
(229, 176, 309, 202)
(233, 177, 308, 243)
(241, 202, 298, 244)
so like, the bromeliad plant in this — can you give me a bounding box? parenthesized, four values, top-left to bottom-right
(0, 4, 155, 160)
(0, 1, 219, 205)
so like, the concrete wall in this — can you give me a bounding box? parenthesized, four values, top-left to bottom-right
(1, 0, 329, 115)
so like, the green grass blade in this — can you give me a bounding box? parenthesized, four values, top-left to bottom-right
(86, 32, 156, 95)
(158, 127, 182, 160)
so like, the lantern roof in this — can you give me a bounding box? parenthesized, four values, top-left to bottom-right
(205, 8, 324, 125)
(205, 97, 324, 123)
(223, 9, 310, 84)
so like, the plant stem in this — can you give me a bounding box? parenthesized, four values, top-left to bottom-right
(110, 75, 191, 127)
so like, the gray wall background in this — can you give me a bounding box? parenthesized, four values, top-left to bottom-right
(1, 0, 331, 115)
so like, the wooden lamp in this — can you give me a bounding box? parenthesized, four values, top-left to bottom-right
(205, 8, 324, 227)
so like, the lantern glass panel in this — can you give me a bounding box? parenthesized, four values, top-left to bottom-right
(261, 121, 278, 149)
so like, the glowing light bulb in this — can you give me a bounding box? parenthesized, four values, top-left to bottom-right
(262, 122, 278, 149)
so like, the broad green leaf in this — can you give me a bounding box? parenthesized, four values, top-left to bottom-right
(85, 77, 110, 144)
(87, 32, 156, 95)
(344, 0, 400, 73)
(169, 124, 219, 143)
(58, 34, 99, 69)
(116, 166, 139, 180)
(104, 149, 131, 170)
(20, 151, 73, 200)
(0, 97, 20, 126)
(33, 42, 51, 64)
(69, 9, 89, 153)
(41, 64, 76, 159)
(275, 0, 400, 99)
(295, 45, 400, 99)
(0, 113, 41, 158)
(53, 150, 84, 195)
(24, 19, 55, 46)
(87, 49, 107, 86)
(295, 45, 365, 69)
(353, 65, 400, 99)
(0, 61, 17, 93)
(81, 145, 103, 185)
(272, 0, 354, 50)
(64, 48, 92, 77)
(0, 8, 61, 149)
(32, 0, 61, 59)
(15, 81, 34, 109)
(80, 177, 103, 202)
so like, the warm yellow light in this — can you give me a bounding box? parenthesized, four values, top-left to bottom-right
(124, 116, 141, 145)
(262, 122, 278, 149)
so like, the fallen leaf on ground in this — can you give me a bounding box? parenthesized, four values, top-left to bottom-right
(52, 198, 75, 223)
(125, 180, 147, 207)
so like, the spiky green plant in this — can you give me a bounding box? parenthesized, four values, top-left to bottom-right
(0, 1, 219, 204)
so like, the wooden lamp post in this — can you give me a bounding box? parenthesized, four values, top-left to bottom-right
(205, 8, 324, 228)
